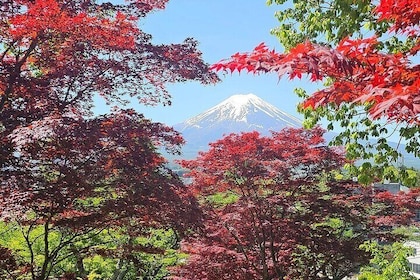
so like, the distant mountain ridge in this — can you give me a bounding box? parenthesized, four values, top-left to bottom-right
(169, 93, 419, 169)
(174, 94, 302, 152)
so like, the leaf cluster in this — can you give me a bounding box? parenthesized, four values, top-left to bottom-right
(359, 241, 416, 280)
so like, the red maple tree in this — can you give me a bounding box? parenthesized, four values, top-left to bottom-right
(0, 0, 216, 278)
(2, 110, 203, 279)
(173, 127, 419, 280)
(211, 0, 419, 125)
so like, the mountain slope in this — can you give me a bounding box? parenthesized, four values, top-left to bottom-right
(174, 93, 302, 152)
(169, 93, 419, 169)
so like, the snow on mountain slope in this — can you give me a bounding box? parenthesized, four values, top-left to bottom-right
(178, 93, 301, 130)
(174, 94, 302, 152)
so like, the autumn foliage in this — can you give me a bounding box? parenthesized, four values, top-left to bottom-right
(212, 0, 420, 125)
(174, 127, 420, 280)
(2, 110, 199, 230)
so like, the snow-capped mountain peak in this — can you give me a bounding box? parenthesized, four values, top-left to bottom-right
(173, 94, 302, 152)
(182, 93, 301, 128)
(210, 93, 264, 122)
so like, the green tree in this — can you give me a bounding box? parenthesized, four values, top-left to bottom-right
(359, 241, 416, 280)
(267, 0, 393, 49)
(381, 166, 420, 187)
(0, 222, 186, 280)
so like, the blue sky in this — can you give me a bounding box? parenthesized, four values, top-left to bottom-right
(95, 0, 320, 125)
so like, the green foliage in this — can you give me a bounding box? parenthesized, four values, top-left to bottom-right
(0, 221, 66, 276)
(403, 169, 420, 188)
(205, 191, 239, 208)
(267, 0, 385, 49)
(133, 229, 188, 279)
(308, 105, 420, 180)
(300, 101, 411, 182)
(382, 166, 420, 188)
(0, 221, 185, 279)
(393, 226, 420, 242)
(267, 0, 414, 53)
(359, 241, 416, 280)
(266, 0, 420, 180)
(84, 255, 119, 280)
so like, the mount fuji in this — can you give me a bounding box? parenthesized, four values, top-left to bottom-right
(173, 94, 302, 154)
(169, 93, 419, 168)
